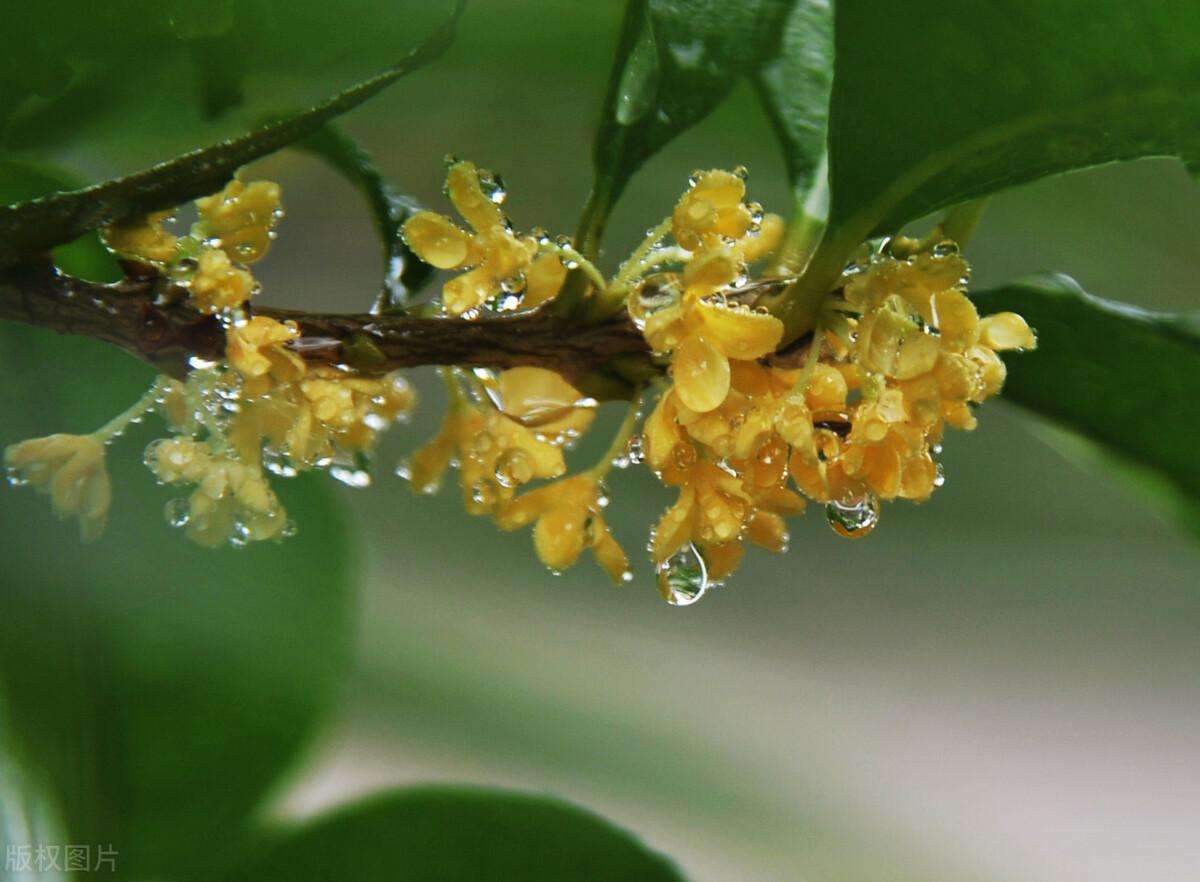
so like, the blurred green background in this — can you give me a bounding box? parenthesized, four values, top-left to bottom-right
(3, 1, 1199, 880)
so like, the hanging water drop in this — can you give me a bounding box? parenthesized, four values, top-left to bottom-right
(163, 497, 190, 528)
(330, 466, 372, 488)
(824, 493, 880, 539)
(657, 543, 709, 606)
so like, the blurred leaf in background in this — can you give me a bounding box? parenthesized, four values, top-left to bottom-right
(232, 786, 685, 881)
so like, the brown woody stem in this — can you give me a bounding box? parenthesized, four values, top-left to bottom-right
(0, 261, 655, 390)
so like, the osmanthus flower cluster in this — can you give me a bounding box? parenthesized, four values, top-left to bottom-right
(6, 178, 416, 548)
(4, 160, 1035, 605)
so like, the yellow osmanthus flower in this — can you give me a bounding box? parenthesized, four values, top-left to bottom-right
(4, 434, 111, 541)
(496, 474, 628, 583)
(101, 210, 179, 264)
(405, 368, 592, 514)
(190, 249, 257, 314)
(195, 179, 282, 264)
(402, 160, 567, 315)
(147, 437, 286, 547)
(226, 316, 307, 397)
(643, 282, 785, 413)
(671, 169, 783, 263)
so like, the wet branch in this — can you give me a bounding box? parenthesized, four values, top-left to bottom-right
(0, 261, 655, 389)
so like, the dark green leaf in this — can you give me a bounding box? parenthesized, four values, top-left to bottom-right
(0, 0, 466, 267)
(229, 786, 687, 882)
(752, 0, 832, 198)
(973, 274, 1200, 539)
(581, 0, 792, 253)
(825, 0, 1200, 239)
(295, 125, 434, 311)
(0, 321, 356, 879)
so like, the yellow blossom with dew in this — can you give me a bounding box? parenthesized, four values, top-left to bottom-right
(4, 434, 112, 541)
(147, 437, 287, 547)
(101, 210, 179, 265)
(195, 178, 282, 264)
(496, 473, 628, 582)
(190, 249, 257, 314)
(402, 160, 564, 315)
(404, 368, 591, 514)
(226, 316, 307, 397)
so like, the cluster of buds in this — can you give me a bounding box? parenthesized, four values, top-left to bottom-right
(5, 161, 1034, 605)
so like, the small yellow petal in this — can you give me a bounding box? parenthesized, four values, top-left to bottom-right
(443, 266, 499, 315)
(933, 289, 980, 351)
(979, 312, 1036, 350)
(694, 299, 783, 360)
(522, 252, 567, 308)
(403, 212, 474, 269)
(446, 161, 504, 234)
(673, 335, 731, 413)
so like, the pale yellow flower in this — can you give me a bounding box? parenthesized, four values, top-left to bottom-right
(101, 210, 179, 264)
(147, 437, 286, 547)
(402, 161, 540, 315)
(5, 434, 111, 541)
(496, 474, 628, 582)
(226, 316, 307, 397)
(190, 249, 256, 314)
(195, 179, 282, 264)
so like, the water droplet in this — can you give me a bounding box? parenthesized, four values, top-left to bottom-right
(825, 493, 880, 539)
(163, 497, 190, 527)
(6, 468, 28, 487)
(330, 466, 372, 488)
(657, 543, 709, 606)
(494, 448, 534, 488)
(933, 463, 946, 487)
(263, 448, 298, 477)
(625, 434, 646, 466)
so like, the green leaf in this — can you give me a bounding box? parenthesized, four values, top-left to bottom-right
(580, 0, 792, 253)
(229, 786, 687, 881)
(752, 0, 832, 198)
(0, 0, 466, 268)
(973, 274, 1200, 539)
(825, 0, 1200, 239)
(0, 323, 356, 879)
(294, 125, 434, 311)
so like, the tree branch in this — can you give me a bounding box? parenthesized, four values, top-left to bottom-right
(0, 261, 655, 390)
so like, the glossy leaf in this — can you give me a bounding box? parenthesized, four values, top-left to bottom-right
(0, 0, 466, 267)
(295, 125, 434, 311)
(229, 786, 687, 881)
(0, 321, 355, 879)
(825, 0, 1200, 238)
(974, 274, 1200, 539)
(752, 0, 833, 198)
(581, 0, 791, 252)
